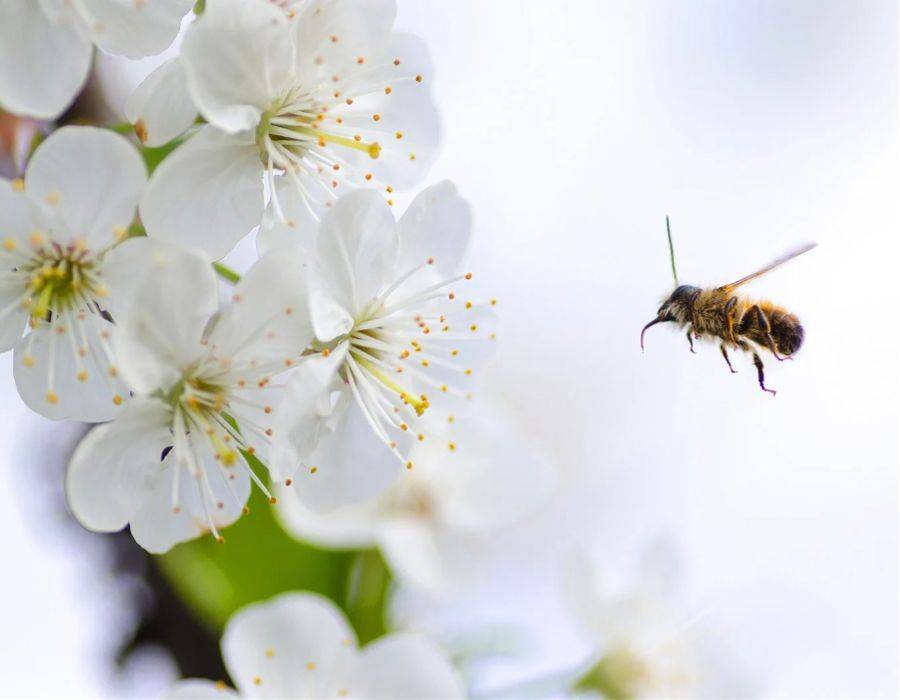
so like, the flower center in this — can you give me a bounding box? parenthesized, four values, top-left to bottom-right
(258, 97, 381, 169)
(4, 233, 107, 320)
(333, 258, 493, 470)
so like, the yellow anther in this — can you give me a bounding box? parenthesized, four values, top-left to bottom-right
(2, 237, 15, 251)
(306, 662, 316, 671)
(76, 370, 88, 382)
(10, 178, 24, 192)
(46, 391, 59, 405)
(23, 355, 35, 368)
(45, 191, 60, 205)
(113, 394, 123, 406)
(448, 442, 456, 451)
(28, 231, 44, 247)
(265, 648, 275, 659)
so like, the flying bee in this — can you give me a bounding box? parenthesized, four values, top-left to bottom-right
(641, 217, 816, 395)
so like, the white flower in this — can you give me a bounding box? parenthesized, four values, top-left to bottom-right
(137, 0, 439, 260)
(0, 0, 193, 119)
(66, 243, 314, 553)
(265, 181, 497, 511)
(167, 592, 465, 699)
(0, 126, 148, 422)
(276, 404, 557, 594)
(565, 546, 750, 699)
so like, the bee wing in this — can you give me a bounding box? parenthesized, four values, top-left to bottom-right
(717, 242, 817, 292)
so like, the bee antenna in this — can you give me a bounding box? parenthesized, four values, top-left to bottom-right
(666, 215, 679, 285)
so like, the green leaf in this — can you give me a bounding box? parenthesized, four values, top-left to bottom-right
(156, 480, 392, 643)
(141, 137, 186, 175)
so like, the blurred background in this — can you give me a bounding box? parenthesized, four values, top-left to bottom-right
(0, 0, 897, 696)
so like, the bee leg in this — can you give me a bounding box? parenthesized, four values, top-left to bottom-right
(752, 351, 777, 396)
(719, 344, 737, 373)
(686, 328, 697, 354)
(751, 305, 790, 362)
(724, 297, 738, 343)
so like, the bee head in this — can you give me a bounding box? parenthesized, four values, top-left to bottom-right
(658, 284, 699, 323)
(641, 284, 699, 350)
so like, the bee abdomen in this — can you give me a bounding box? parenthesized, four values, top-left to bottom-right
(769, 309, 804, 355)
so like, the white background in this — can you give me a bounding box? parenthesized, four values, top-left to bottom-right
(0, 1, 897, 696)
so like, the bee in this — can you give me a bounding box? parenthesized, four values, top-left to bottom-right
(641, 218, 816, 395)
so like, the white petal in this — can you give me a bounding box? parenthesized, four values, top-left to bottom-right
(376, 518, 445, 595)
(290, 390, 404, 511)
(291, 0, 397, 80)
(269, 343, 347, 483)
(79, 0, 193, 58)
(352, 633, 464, 699)
(25, 126, 147, 248)
(206, 246, 314, 370)
(256, 178, 324, 255)
(0, 1, 91, 119)
(426, 408, 558, 533)
(141, 125, 265, 260)
(181, 0, 292, 133)
(317, 189, 398, 316)
(112, 243, 216, 394)
(397, 181, 471, 277)
(309, 286, 354, 342)
(65, 397, 172, 533)
(0, 178, 37, 244)
(331, 32, 440, 190)
(0, 273, 28, 352)
(166, 680, 240, 699)
(126, 57, 198, 147)
(275, 486, 380, 549)
(129, 448, 251, 554)
(14, 312, 125, 422)
(222, 593, 357, 698)
(100, 236, 187, 320)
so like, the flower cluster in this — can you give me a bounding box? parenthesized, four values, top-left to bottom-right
(0, 1, 739, 698)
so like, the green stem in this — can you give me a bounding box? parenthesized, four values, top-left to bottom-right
(344, 550, 392, 644)
(213, 262, 241, 284)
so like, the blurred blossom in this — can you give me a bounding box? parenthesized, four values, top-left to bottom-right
(0, 0, 192, 119)
(137, 0, 439, 259)
(277, 399, 558, 594)
(167, 592, 465, 698)
(564, 543, 756, 699)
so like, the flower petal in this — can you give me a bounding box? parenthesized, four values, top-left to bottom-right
(256, 178, 325, 255)
(79, 0, 193, 59)
(25, 126, 147, 248)
(181, 0, 292, 133)
(129, 448, 251, 554)
(112, 242, 216, 394)
(289, 389, 404, 511)
(206, 246, 314, 371)
(141, 125, 265, 260)
(0, 272, 28, 352)
(0, 178, 37, 245)
(351, 633, 464, 699)
(222, 593, 357, 698)
(317, 189, 398, 318)
(166, 680, 240, 699)
(332, 32, 440, 190)
(376, 518, 445, 594)
(14, 312, 125, 422)
(126, 57, 198, 147)
(397, 181, 471, 277)
(291, 0, 397, 80)
(0, 1, 91, 119)
(269, 343, 347, 483)
(275, 486, 380, 550)
(65, 397, 172, 533)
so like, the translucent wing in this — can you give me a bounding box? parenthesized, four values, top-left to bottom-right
(718, 242, 817, 292)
